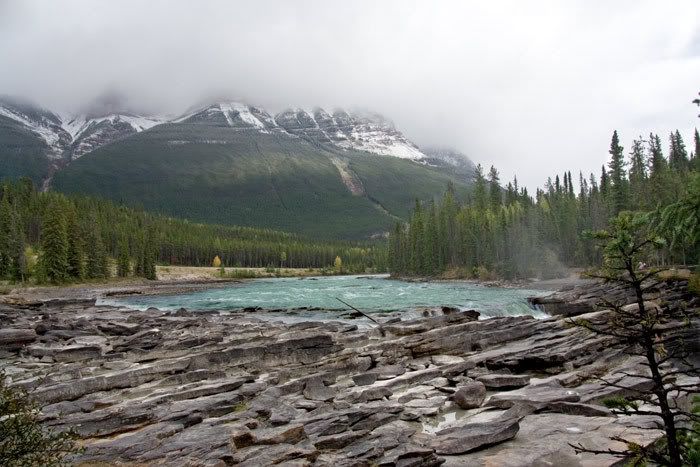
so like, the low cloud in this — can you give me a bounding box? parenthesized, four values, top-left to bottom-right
(1, 0, 698, 188)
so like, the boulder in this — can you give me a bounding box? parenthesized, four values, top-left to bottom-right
(232, 424, 306, 448)
(356, 387, 392, 402)
(303, 376, 336, 402)
(352, 372, 379, 386)
(454, 381, 486, 409)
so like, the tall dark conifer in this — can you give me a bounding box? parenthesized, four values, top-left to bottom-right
(607, 130, 627, 214)
(39, 202, 69, 284)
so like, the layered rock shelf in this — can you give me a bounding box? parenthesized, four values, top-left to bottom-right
(0, 279, 697, 466)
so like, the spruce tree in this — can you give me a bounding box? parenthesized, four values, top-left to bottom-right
(668, 130, 688, 172)
(85, 220, 108, 279)
(487, 165, 501, 209)
(116, 235, 130, 277)
(65, 208, 84, 280)
(0, 198, 10, 278)
(39, 203, 69, 284)
(607, 130, 627, 214)
(143, 228, 157, 280)
(693, 128, 700, 172)
(7, 207, 26, 282)
(648, 133, 669, 207)
(473, 164, 487, 210)
(628, 137, 647, 208)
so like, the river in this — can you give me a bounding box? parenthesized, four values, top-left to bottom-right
(100, 275, 549, 323)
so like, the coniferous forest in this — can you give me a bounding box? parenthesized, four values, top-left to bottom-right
(388, 129, 700, 279)
(0, 180, 384, 284)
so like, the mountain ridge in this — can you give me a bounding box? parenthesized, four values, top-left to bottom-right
(1, 95, 475, 239)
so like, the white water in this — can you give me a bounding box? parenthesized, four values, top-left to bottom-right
(101, 275, 548, 324)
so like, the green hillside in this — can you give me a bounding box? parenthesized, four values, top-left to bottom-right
(52, 123, 471, 239)
(0, 115, 51, 185)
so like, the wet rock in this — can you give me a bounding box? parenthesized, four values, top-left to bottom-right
(454, 381, 486, 409)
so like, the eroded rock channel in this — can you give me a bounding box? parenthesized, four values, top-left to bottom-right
(0, 280, 697, 466)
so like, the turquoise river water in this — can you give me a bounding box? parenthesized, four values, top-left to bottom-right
(100, 275, 549, 323)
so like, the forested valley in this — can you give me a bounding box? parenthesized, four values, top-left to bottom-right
(389, 129, 700, 279)
(0, 180, 384, 284)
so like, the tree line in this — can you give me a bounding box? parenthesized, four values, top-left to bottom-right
(389, 128, 700, 279)
(0, 181, 384, 284)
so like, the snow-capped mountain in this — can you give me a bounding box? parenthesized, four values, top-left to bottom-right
(0, 95, 473, 177)
(63, 113, 165, 160)
(0, 96, 164, 161)
(421, 147, 475, 174)
(0, 96, 71, 159)
(174, 101, 440, 164)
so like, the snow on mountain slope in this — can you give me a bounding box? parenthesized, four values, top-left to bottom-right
(1, 95, 472, 172)
(63, 113, 166, 159)
(0, 97, 71, 159)
(273, 107, 426, 161)
(174, 101, 437, 163)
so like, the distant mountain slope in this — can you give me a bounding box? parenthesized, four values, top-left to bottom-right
(53, 121, 470, 239)
(2, 96, 476, 238)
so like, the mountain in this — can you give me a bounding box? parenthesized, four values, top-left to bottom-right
(1, 97, 475, 239)
(420, 147, 475, 178)
(0, 95, 164, 185)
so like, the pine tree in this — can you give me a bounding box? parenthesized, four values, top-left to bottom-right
(116, 235, 130, 277)
(39, 203, 69, 284)
(65, 208, 84, 280)
(668, 130, 688, 172)
(473, 164, 487, 210)
(0, 198, 11, 278)
(693, 128, 700, 172)
(487, 165, 501, 209)
(85, 220, 108, 279)
(607, 130, 628, 214)
(143, 228, 157, 280)
(6, 206, 27, 282)
(648, 133, 670, 207)
(599, 165, 609, 197)
(628, 137, 647, 208)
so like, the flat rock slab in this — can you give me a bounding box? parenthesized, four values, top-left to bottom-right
(432, 418, 520, 455)
(440, 413, 662, 466)
(487, 381, 580, 409)
(0, 328, 37, 350)
(477, 374, 531, 389)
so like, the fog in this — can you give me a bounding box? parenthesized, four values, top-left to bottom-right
(1, 0, 699, 189)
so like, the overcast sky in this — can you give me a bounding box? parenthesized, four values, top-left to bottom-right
(1, 0, 699, 189)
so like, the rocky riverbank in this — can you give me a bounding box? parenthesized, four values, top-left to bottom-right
(0, 279, 697, 466)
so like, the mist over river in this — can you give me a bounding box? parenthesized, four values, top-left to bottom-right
(100, 275, 548, 324)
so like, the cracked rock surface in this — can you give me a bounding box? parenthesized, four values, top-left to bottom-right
(0, 279, 696, 466)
